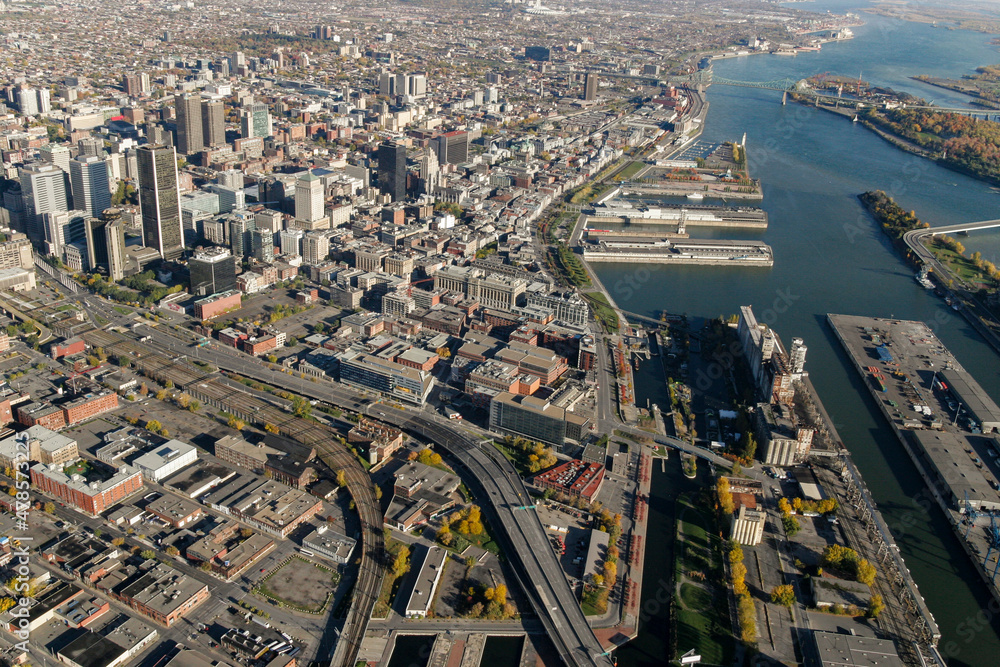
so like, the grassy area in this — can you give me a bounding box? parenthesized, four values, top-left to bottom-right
(491, 440, 536, 478)
(63, 459, 93, 478)
(614, 161, 645, 181)
(113, 306, 132, 315)
(927, 237, 996, 286)
(554, 244, 592, 287)
(673, 494, 733, 665)
(373, 539, 410, 618)
(582, 291, 619, 332)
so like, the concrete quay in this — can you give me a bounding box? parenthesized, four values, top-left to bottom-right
(583, 238, 773, 266)
(828, 313, 1000, 613)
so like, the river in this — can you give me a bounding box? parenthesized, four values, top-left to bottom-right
(605, 3, 1000, 666)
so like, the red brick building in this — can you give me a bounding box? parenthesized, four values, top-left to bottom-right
(530, 460, 605, 503)
(31, 463, 143, 515)
(62, 390, 119, 425)
(194, 290, 242, 320)
(50, 338, 86, 359)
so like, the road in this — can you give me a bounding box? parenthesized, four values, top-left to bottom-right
(129, 324, 614, 667)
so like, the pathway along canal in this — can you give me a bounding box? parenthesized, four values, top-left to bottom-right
(608, 5, 1000, 666)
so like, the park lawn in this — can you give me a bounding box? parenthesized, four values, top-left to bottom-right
(672, 494, 734, 666)
(582, 292, 619, 331)
(614, 161, 645, 181)
(928, 238, 995, 286)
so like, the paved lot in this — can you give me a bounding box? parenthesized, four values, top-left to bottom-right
(258, 556, 338, 612)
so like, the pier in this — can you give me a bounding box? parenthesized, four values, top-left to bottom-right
(582, 238, 773, 266)
(586, 204, 769, 230)
(828, 314, 1000, 612)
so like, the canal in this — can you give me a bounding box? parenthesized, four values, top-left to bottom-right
(606, 3, 1000, 665)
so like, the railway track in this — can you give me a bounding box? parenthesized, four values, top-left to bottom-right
(82, 329, 383, 667)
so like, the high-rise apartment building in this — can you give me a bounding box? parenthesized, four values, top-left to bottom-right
(69, 155, 112, 217)
(201, 99, 226, 148)
(39, 145, 71, 173)
(240, 103, 271, 139)
(301, 231, 330, 265)
(137, 145, 184, 260)
(251, 228, 275, 263)
(377, 141, 406, 202)
(175, 94, 204, 155)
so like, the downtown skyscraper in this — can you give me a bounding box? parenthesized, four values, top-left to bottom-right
(175, 94, 204, 155)
(137, 145, 184, 260)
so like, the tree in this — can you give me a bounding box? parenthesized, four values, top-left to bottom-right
(417, 448, 443, 466)
(770, 584, 796, 607)
(737, 593, 756, 643)
(44, 502, 55, 514)
(292, 396, 312, 418)
(140, 550, 156, 560)
(94, 528, 103, 538)
(165, 546, 180, 556)
(729, 544, 744, 564)
(178, 393, 190, 408)
(146, 420, 162, 434)
(336, 470, 347, 487)
(199, 561, 213, 572)
(716, 477, 734, 514)
(155, 390, 168, 401)
(392, 547, 411, 578)
(375, 485, 383, 500)
(867, 593, 885, 618)
(264, 423, 279, 434)
(777, 497, 792, 517)
(164, 380, 174, 389)
(856, 559, 877, 586)
(240, 528, 253, 538)
(591, 574, 604, 587)
(465, 556, 477, 568)
(111, 537, 125, 546)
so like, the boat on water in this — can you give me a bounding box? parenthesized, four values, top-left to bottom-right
(686, 192, 704, 201)
(915, 270, 934, 289)
(852, 115, 859, 123)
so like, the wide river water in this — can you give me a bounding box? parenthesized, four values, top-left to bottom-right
(608, 2, 1000, 665)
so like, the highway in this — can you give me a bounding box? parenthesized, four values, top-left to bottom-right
(98, 323, 614, 667)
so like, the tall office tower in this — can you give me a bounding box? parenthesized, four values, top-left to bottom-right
(253, 208, 283, 238)
(377, 141, 406, 202)
(43, 210, 87, 259)
(486, 72, 502, 85)
(228, 214, 256, 258)
(69, 155, 112, 217)
(39, 145, 72, 173)
(175, 94, 204, 155)
(19, 164, 70, 243)
(279, 228, 304, 256)
(189, 246, 237, 295)
(240, 103, 271, 139)
(378, 72, 394, 97)
(294, 172, 325, 223)
(201, 99, 226, 147)
(301, 231, 330, 265)
(78, 136, 104, 158)
(418, 149, 439, 194)
(250, 228, 275, 263)
(485, 87, 499, 103)
(584, 72, 598, 101)
(230, 51, 246, 71)
(215, 59, 230, 78)
(137, 145, 184, 260)
(84, 210, 127, 280)
(409, 73, 427, 97)
(17, 87, 38, 115)
(139, 73, 151, 95)
(434, 131, 469, 165)
(37, 89, 50, 114)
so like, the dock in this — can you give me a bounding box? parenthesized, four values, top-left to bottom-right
(828, 314, 1000, 609)
(582, 238, 773, 266)
(586, 204, 768, 230)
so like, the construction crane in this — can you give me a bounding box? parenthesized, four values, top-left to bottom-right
(985, 511, 1000, 581)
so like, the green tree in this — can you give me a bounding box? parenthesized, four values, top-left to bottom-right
(867, 593, 885, 618)
(392, 547, 411, 578)
(140, 550, 156, 560)
(44, 502, 55, 514)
